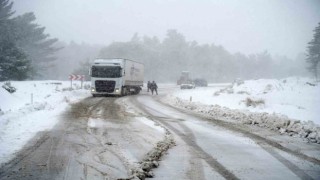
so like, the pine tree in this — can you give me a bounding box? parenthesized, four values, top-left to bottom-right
(13, 12, 60, 78)
(306, 22, 320, 81)
(0, 0, 15, 48)
(0, 42, 31, 81)
(0, 0, 13, 21)
(0, 0, 31, 81)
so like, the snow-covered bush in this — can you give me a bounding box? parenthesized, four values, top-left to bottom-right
(2, 82, 16, 93)
(245, 97, 265, 107)
(263, 84, 273, 94)
(213, 85, 234, 96)
(306, 82, 316, 86)
(32, 102, 47, 111)
(233, 78, 244, 86)
(62, 87, 73, 91)
(227, 88, 234, 94)
(237, 90, 250, 95)
(64, 96, 70, 103)
(55, 85, 60, 92)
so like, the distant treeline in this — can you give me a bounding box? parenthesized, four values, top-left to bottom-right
(98, 30, 308, 82)
(49, 29, 308, 82)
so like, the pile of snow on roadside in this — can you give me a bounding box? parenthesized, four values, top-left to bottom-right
(166, 77, 320, 144)
(166, 96, 320, 144)
(131, 128, 175, 179)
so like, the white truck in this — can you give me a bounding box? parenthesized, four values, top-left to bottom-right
(89, 58, 144, 97)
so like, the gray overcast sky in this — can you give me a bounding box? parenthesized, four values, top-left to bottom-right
(13, 0, 320, 58)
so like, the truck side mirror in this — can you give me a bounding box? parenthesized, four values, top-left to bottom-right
(88, 68, 91, 76)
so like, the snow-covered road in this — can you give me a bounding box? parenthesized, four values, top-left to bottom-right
(0, 96, 170, 179)
(0, 83, 319, 180)
(130, 93, 320, 180)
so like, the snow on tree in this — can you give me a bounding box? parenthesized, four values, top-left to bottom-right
(0, 42, 31, 81)
(13, 12, 60, 79)
(0, 0, 60, 80)
(306, 22, 320, 81)
(0, 0, 31, 81)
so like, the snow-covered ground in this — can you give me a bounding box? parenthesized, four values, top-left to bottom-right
(171, 77, 319, 125)
(0, 77, 319, 166)
(165, 77, 320, 143)
(0, 81, 90, 164)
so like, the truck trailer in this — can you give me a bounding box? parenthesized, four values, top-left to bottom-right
(89, 58, 144, 96)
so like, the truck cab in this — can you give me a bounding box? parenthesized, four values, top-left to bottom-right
(89, 58, 144, 97)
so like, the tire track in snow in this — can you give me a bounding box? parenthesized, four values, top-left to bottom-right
(136, 95, 319, 179)
(0, 131, 50, 179)
(131, 96, 239, 180)
(157, 97, 320, 166)
(163, 121, 239, 180)
(258, 143, 314, 180)
(162, 101, 320, 178)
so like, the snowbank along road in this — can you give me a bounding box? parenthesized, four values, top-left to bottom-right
(0, 86, 320, 180)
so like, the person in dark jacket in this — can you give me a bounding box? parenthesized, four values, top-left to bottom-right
(150, 81, 158, 95)
(147, 81, 151, 92)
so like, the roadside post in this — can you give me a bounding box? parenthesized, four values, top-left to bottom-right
(69, 75, 74, 89)
(81, 75, 85, 89)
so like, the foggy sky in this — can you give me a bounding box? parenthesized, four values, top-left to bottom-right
(13, 0, 320, 59)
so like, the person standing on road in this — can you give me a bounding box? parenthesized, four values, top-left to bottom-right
(150, 81, 158, 95)
(147, 81, 151, 92)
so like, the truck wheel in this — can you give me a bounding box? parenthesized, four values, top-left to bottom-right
(121, 87, 126, 96)
(121, 88, 124, 96)
(135, 88, 141, 95)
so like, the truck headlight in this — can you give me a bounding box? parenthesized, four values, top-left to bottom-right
(115, 88, 119, 93)
(91, 87, 95, 92)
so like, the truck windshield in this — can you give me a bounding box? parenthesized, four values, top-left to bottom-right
(91, 66, 121, 78)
